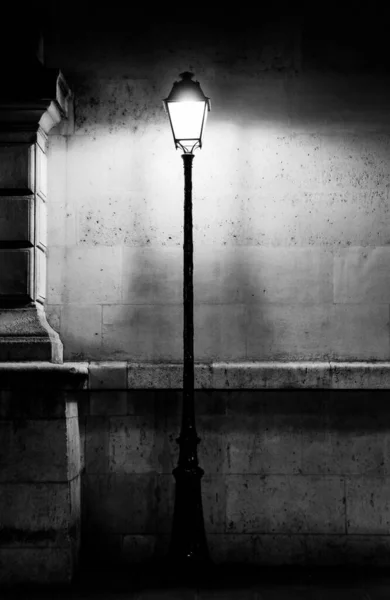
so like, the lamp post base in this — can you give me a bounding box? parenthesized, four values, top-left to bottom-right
(167, 464, 213, 584)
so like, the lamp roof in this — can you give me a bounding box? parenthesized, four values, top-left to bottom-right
(164, 72, 210, 104)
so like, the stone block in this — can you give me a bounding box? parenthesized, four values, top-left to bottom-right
(0, 420, 70, 482)
(224, 423, 302, 476)
(330, 365, 390, 389)
(47, 246, 122, 304)
(90, 391, 127, 415)
(89, 361, 127, 389)
(122, 246, 182, 305)
(0, 389, 67, 419)
(127, 390, 157, 416)
(246, 305, 331, 361)
(60, 305, 102, 361)
(207, 533, 256, 564)
(246, 304, 390, 361)
(225, 475, 345, 534)
(67, 417, 81, 481)
(102, 305, 182, 361)
(346, 476, 390, 534)
(0, 362, 88, 390)
(321, 133, 390, 191)
(47, 135, 67, 205)
(194, 247, 333, 305)
(0, 249, 32, 297)
(0, 548, 72, 584)
(329, 304, 389, 360)
(202, 475, 226, 534)
(36, 247, 47, 301)
(37, 196, 47, 247)
(83, 473, 159, 534)
(304, 535, 347, 566)
(0, 482, 71, 531)
(254, 534, 308, 565)
(36, 143, 47, 198)
(82, 533, 122, 567)
(47, 201, 77, 247)
(0, 196, 33, 243)
(127, 364, 182, 389)
(212, 362, 331, 389)
(108, 415, 163, 473)
(344, 535, 390, 566)
(334, 247, 390, 304)
(85, 416, 110, 473)
(0, 144, 34, 191)
(302, 430, 385, 476)
(122, 534, 156, 563)
(45, 304, 61, 333)
(195, 304, 246, 361)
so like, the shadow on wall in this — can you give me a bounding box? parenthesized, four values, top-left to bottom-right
(45, 59, 390, 362)
(79, 388, 390, 568)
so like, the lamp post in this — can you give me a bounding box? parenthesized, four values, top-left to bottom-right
(163, 72, 211, 575)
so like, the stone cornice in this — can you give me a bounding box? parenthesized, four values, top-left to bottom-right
(0, 66, 72, 139)
(2, 362, 390, 390)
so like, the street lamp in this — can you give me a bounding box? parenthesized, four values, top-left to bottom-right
(163, 72, 211, 575)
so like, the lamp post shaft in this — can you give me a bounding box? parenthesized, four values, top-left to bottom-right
(169, 153, 210, 570)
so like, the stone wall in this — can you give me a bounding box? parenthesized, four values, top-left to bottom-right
(75, 362, 390, 569)
(43, 18, 390, 362)
(80, 384, 390, 568)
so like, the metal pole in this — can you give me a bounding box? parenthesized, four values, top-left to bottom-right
(169, 152, 210, 572)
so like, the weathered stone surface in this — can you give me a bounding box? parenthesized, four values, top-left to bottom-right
(60, 305, 102, 361)
(334, 247, 390, 304)
(83, 473, 160, 534)
(301, 430, 385, 476)
(195, 304, 247, 361)
(0, 196, 33, 242)
(67, 417, 81, 481)
(330, 363, 390, 389)
(225, 475, 345, 534)
(89, 361, 127, 390)
(0, 419, 69, 482)
(108, 415, 162, 474)
(346, 477, 390, 534)
(321, 134, 390, 191)
(85, 416, 110, 474)
(0, 144, 34, 191)
(90, 390, 127, 415)
(48, 246, 122, 305)
(194, 247, 333, 305)
(122, 247, 182, 305)
(122, 534, 156, 563)
(0, 249, 32, 297)
(0, 548, 72, 583)
(0, 362, 88, 389)
(36, 247, 47, 301)
(246, 304, 389, 361)
(124, 361, 390, 389)
(102, 305, 182, 361)
(0, 483, 71, 531)
(36, 143, 47, 198)
(212, 362, 331, 389)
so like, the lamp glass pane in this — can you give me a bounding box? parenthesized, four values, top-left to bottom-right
(168, 101, 206, 142)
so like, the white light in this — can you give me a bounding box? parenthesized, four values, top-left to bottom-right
(168, 101, 206, 149)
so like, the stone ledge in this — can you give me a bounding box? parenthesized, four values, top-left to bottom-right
(0, 362, 88, 389)
(125, 361, 390, 390)
(2, 361, 390, 390)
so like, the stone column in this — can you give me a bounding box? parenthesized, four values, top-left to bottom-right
(0, 60, 72, 362)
